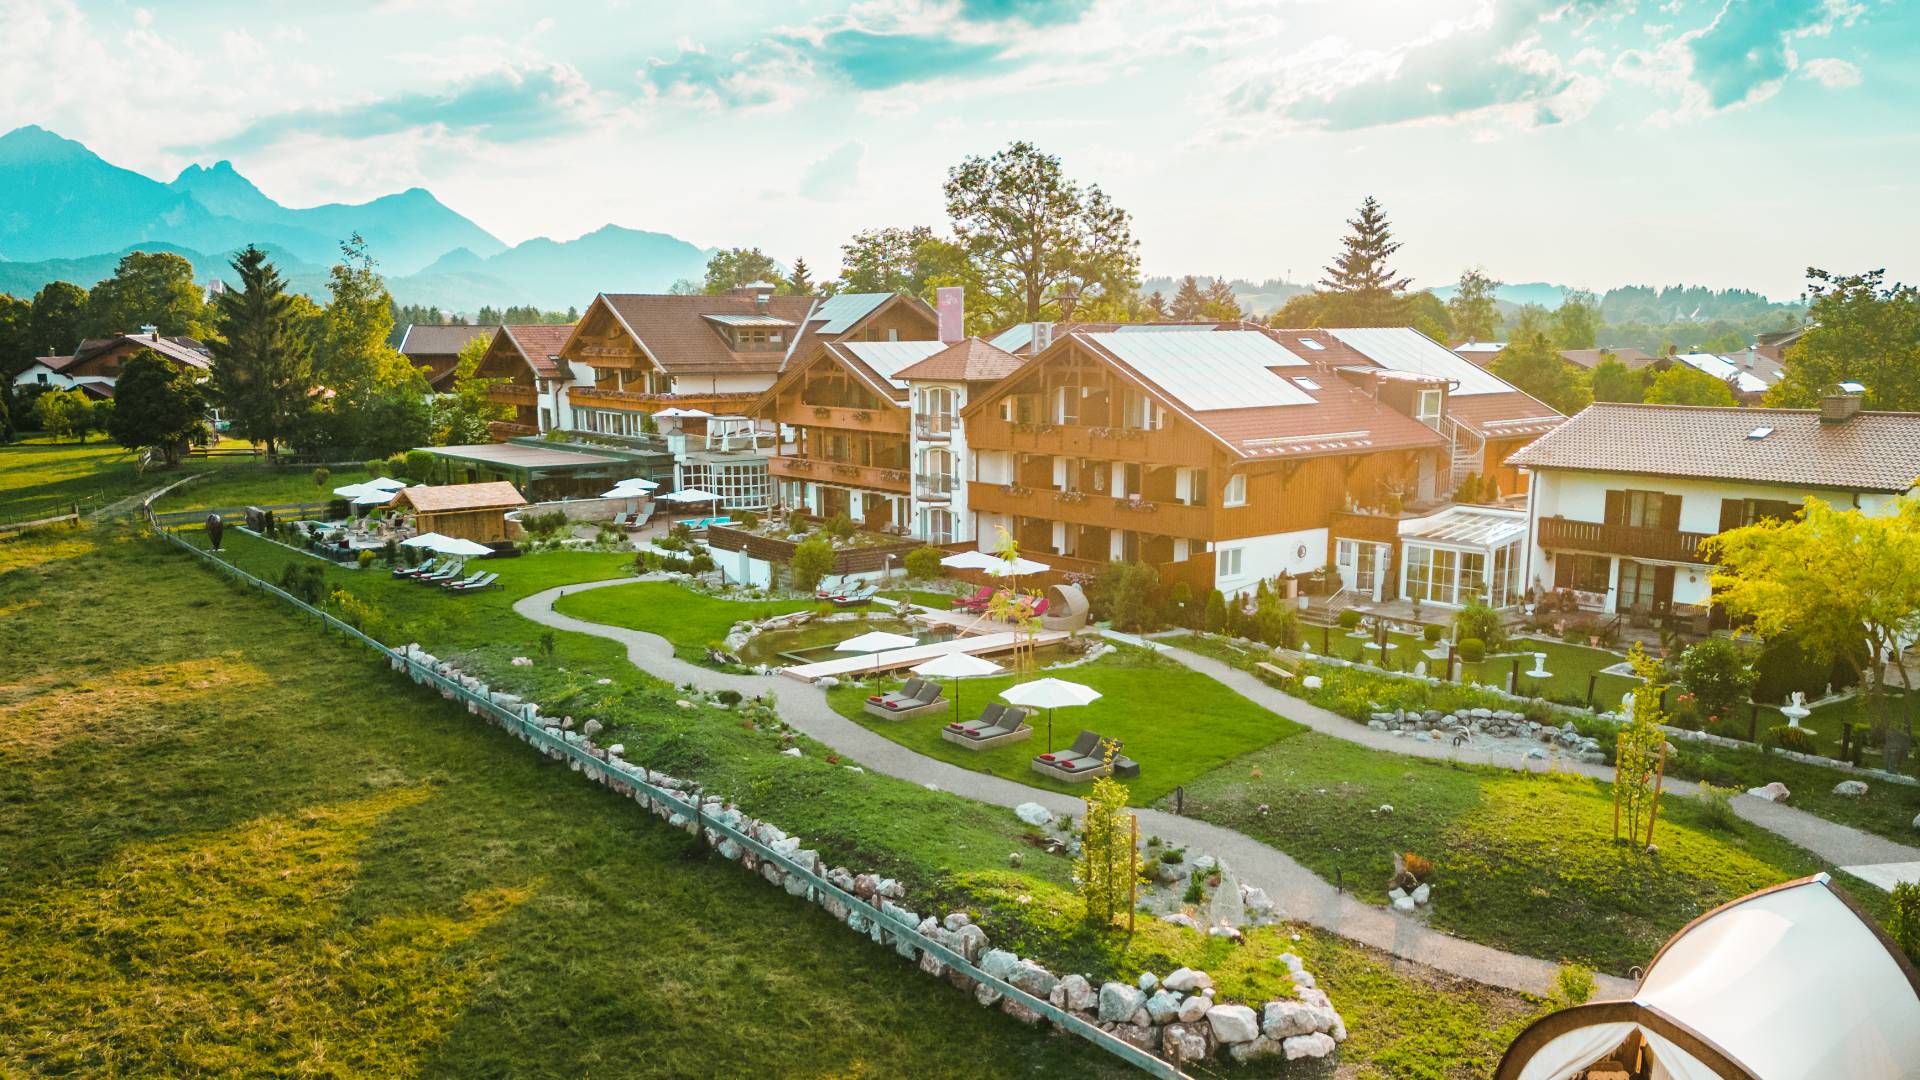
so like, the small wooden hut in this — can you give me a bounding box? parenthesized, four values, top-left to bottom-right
(393, 482, 527, 543)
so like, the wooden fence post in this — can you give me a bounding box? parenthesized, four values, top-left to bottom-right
(1128, 814, 1138, 936)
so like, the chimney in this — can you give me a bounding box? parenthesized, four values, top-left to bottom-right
(936, 285, 964, 344)
(1820, 388, 1863, 424)
(1744, 346, 1755, 369)
(1031, 321, 1054, 354)
(140, 323, 159, 340)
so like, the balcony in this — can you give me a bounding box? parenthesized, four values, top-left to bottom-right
(769, 456, 910, 494)
(968, 482, 1218, 538)
(487, 420, 538, 440)
(914, 413, 956, 440)
(487, 383, 536, 407)
(916, 473, 957, 501)
(967, 417, 1214, 467)
(569, 387, 764, 413)
(1538, 516, 1713, 564)
(775, 400, 910, 435)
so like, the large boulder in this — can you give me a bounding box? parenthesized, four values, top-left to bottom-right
(1747, 781, 1790, 802)
(1014, 802, 1053, 827)
(1008, 960, 1057, 999)
(1283, 1032, 1338, 1061)
(1263, 1000, 1322, 1039)
(1098, 982, 1147, 1023)
(1161, 1023, 1210, 1062)
(1162, 967, 1209, 993)
(1054, 974, 1097, 1012)
(979, 949, 1019, 982)
(1206, 1004, 1261, 1044)
(1144, 990, 1183, 1024)
(1177, 993, 1211, 1023)
(1834, 779, 1869, 797)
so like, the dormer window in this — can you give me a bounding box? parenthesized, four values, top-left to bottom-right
(1417, 388, 1442, 426)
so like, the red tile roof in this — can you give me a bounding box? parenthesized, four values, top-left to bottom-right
(893, 337, 1025, 382)
(499, 324, 575, 379)
(600, 293, 921, 377)
(1506, 402, 1920, 492)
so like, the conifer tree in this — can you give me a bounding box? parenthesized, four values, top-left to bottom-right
(787, 257, 815, 296)
(209, 246, 312, 459)
(1320, 196, 1412, 325)
(1169, 275, 1206, 320)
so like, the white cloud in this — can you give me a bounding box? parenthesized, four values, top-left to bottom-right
(1801, 56, 1861, 88)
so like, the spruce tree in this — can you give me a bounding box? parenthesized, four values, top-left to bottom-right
(787, 257, 815, 296)
(209, 246, 313, 459)
(1319, 196, 1412, 326)
(1169, 275, 1206, 320)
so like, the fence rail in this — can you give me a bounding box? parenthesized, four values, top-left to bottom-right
(142, 496, 1188, 1080)
(151, 501, 334, 528)
(0, 508, 80, 535)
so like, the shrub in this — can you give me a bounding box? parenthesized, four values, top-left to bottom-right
(825, 513, 856, 541)
(1766, 724, 1818, 754)
(1695, 781, 1740, 830)
(1678, 638, 1757, 721)
(1159, 849, 1184, 865)
(1182, 878, 1206, 904)
(790, 536, 835, 591)
(1167, 582, 1194, 627)
(385, 453, 407, 478)
(363, 458, 385, 477)
(356, 549, 376, 567)
(312, 467, 331, 488)
(716, 689, 743, 707)
(688, 549, 716, 574)
(1202, 589, 1227, 634)
(904, 545, 945, 581)
(738, 510, 761, 530)
(1457, 637, 1486, 663)
(1253, 599, 1299, 649)
(1089, 560, 1163, 632)
(327, 498, 351, 519)
(1890, 882, 1920, 966)
(1402, 852, 1433, 882)
(1453, 601, 1506, 653)
(404, 449, 435, 481)
(1548, 964, 1596, 1009)
(1336, 608, 1362, 630)
(1422, 623, 1445, 643)
(1751, 633, 1860, 704)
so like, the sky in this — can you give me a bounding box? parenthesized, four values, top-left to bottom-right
(3, 0, 1915, 299)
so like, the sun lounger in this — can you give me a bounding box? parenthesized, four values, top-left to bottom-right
(1031, 730, 1120, 783)
(944, 703, 1009, 737)
(832, 585, 876, 608)
(439, 570, 487, 590)
(816, 575, 845, 601)
(610, 513, 631, 529)
(952, 586, 992, 612)
(944, 709, 1033, 750)
(418, 564, 463, 585)
(863, 678, 945, 720)
(393, 557, 438, 579)
(446, 571, 498, 592)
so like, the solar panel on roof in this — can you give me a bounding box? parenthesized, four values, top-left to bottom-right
(1087, 331, 1312, 411)
(842, 341, 946, 389)
(1328, 327, 1511, 396)
(811, 293, 891, 335)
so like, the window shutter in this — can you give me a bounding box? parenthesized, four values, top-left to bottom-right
(1719, 499, 1745, 532)
(1604, 490, 1627, 526)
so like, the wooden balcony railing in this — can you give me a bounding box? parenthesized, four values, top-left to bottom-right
(769, 456, 911, 494)
(968, 482, 1217, 538)
(487, 420, 538, 440)
(1538, 516, 1713, 564)
(486, 383, 537, 407)
(914, 413, 956, 439)
(568, 387, 763, 413)
(774, 401, 910, 434)
(967, 417, 1214, 467)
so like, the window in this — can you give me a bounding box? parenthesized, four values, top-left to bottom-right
(1296, 338, 1324, 351)
(1618, 560, 1662, 613)
(1416, 389, 1442, 425)
(36, 372, 49, 385)
(1292, 376, 1321, 390)
(1563, 553, 1611, 593)
(1458, 551, 1486, 603)
(999, 394, 1038, 424)
(887, 329, 899, 342)
(1054, 385, 1079, 425)
(920, 507, 955, 545)
(1222, 473, 1247, 507)
(1719, 497, 1799, 530)
(680, 461, 772, 510)
(1216, 546, 1244, 578)
(1604, 489, 1675, 529)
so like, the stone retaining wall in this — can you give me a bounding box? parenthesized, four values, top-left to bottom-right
(392, 643, 1347, 1072)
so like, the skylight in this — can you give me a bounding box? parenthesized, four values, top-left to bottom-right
(1297, 337, 1325, 351)
(1747, 426, 1774, 440)
(1293, 377, 1321, 390)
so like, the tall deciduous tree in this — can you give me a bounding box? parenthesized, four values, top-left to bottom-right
(305, 235, 429, 456)
(28, 281, 88, 358)
(1769, 268, 1920, 409)
(943, 141, 1139, 325)
(431, 333, 509, 444)
(83, 251, 209, 338)
(1552, 288, 1601, 349)
(1709, 498, 1920, 737)
(1589, 357, 1649, 403)
(33, 387, 94, 443)
(702, 248, 783, 294)
(1447, 267, 1502, 343)
(836, 226, 942, 295)
(106, 350, 206, 466)
(1490, 330, 1590, 414)
(0, 294, 31, 381)
(210, 246, 313, 459)
(1319, 196, 1412, 325)
(1644, 364, 1738, 406)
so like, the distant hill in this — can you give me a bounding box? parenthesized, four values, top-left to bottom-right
(1426, 280, 1570, 310)
(394, 225, 712, 310)
(1140, 275, 1310, 318)
(0, 125, 505, 276)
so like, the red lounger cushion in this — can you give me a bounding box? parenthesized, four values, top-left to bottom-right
(1060, 762, 1076, 770)
(867, 695, 884, 703)
(947, 723, 964, 730)
(1038, 754, 1057, 761)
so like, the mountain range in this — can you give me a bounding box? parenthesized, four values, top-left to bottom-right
(0, 125, 712, 310)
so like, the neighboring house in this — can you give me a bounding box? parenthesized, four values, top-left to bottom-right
(1507, 393, 1920, 628)
(988, 320, 1251, 357)
(62, 330, 211, 384)
(543, 284, 939, 511)
(959, 326, 1561, 600)
(1452, 340, 1507, 365)
(392, 481, 528, 544)
(1672, 349, 1782, 403)
(10, 354, 112, 397)
(397, 323, 499, 391)
(472, 324, 576, 439)
(1559, 347, 1657, 371)
(1753, 325, 1809, 365)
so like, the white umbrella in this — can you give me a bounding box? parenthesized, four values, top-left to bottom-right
(659, 488, 721, 504)
(980, 554, 1050, 578)
(1000, 677, 1102, 753)
(940, 550, 1000, 570)
(401, 532, 454, 548)
(836, 630, 919, 673)
(352, 489, 397, 506)
(654, 407, 688, 418)
(333, 481, 374, 498)
(365, 477, 408, 491)
(402, 534, 491, 557)
(913, 652, 1003, 722)
(677, 408, 712, 418)
(601, 478, 660, 498)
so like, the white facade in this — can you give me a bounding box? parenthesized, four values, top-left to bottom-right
(908, 379, 968, 545)
(11, 362, 107, 393)
(1212, 529, 1328, 597)
(1523, 466, 1905, 616)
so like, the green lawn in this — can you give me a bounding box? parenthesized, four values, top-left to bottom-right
(0, 437, 220, 521)
(1176, 730, 1890, 976)
(553, 580, 818, 661)
(0, 524, 1133, 1078)
(829, 648, 1310, 804)
(158, 463, 376, 512)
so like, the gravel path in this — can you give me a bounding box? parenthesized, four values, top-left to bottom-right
(1156, 642, 1920, 871)
(519, 578, 1632, 997)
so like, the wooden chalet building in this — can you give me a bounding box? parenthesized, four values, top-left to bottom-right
(58, 331, 211, 385)
(959, 326, 1563, 600)
(473, 324, 576, 438)
(397, 324, 499, 390)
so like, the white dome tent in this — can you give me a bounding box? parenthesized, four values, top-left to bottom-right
(1496, 875, 1920, 1080)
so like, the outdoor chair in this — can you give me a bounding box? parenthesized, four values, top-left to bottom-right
(418, 564, 463, 585)
(945, 703, 1010, 737)
(447, 571, 498, 592)
(816, 575, 845, 601)
(832, 585, 876, 609)
(944, 707, 1032, 750)
(864, 678, 945, 720)
(440, 570, 487, 590)
(868, 677, 927, 708)
(394, 558, 438, 580)
(610, 513, 631, 529)
(1031, 730, 1119, 783)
